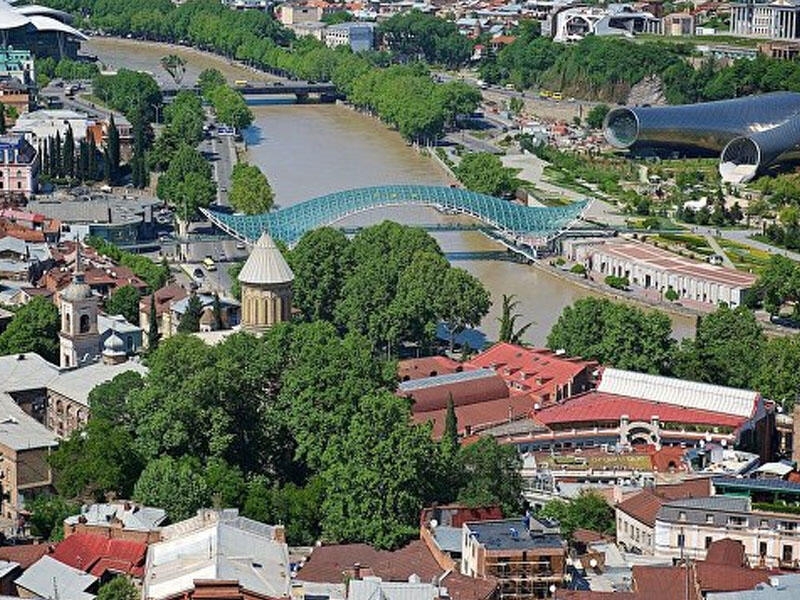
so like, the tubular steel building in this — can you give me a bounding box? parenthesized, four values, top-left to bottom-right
(603, 92, 800, 183)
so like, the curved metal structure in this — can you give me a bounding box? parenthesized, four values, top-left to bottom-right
(603, 92, 800, 182)
(201, 184, 589, 245)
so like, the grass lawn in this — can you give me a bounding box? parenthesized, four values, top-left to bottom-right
(716, 237, 772, 272)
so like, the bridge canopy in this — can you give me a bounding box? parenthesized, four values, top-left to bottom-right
(202, 184, 589, 245)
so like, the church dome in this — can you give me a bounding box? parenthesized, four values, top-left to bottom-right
(61, 275, 93, 302)
(103, 332, 126, 355)
(237, 232, 294, 285)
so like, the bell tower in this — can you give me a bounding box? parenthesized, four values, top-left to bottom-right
(238, 232, 294, 333)
(59, 244, 101, 368)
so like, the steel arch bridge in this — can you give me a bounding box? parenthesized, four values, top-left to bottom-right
(201, 185, 589, 245)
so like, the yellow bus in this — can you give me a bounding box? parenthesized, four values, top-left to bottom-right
(203, 257, 217, 271)
(552, 92, 563, 101)
(234, 79, 248, 87)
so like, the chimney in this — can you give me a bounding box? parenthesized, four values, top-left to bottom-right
(353, 562, 361, 580)
(792, 405, 800, 466)
(273, 524, 286, 544)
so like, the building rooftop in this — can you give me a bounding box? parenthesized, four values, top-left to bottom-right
(713, 475, 800, 494)
(464, 518, 565, 551)
(237, 232, 294, 285)
(661, 496, 750, 513)
(64, 502, 167, 532)
(0, 392, 58, 451)
(48, 360, 147, 408)
(598, 368, 759, 419)
(52, 533, 147, 578)
(398, 355, 463, 381)
(14, 555, 97, 600)
(0, 352, 58, 392)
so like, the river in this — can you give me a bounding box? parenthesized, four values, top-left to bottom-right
(83, 38, 696, 345)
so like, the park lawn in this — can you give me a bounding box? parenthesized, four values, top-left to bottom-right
(716, 237, 772, 272)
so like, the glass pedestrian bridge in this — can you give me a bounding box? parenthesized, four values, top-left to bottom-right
(201, 185, 589, 246)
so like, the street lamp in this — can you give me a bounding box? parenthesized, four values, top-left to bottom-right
(549, 584, 557, 599)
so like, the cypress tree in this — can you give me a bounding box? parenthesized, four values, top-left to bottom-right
(78, 140, 88, 182)
(0, 103, 6, 134)
(177, 294, 202, 333)
(442, 395, 459, 455)
(40, 138, 48, 177)
(212, 292, 223, 330)
(53, 131, 62, 178)
(88, 136, 98, 180)
(107, 114, 120, 184)
(103, 146, 111, 183)
(63, 125, 74, 179)
(147, 293, 159, 350)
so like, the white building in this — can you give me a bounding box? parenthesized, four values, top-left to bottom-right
(655, 495, 800, 569)
(11, 109, 91, 147)
(144, 508, 291, 600)
(326, 22, 376, 52)
(730, 0, 800, 39)
(550, 3, 661, 42)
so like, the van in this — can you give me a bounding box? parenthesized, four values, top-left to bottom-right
(234, 79, 248, 87)
(505, 83, 515, 91)
(552, 92, 563, 101)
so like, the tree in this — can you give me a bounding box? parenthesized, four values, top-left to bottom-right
(97, 577, 139, 600)
(244, 476, 325, 545)
(205, 458, 246, 508)
(133, 456, 209, 522)
(0, 296, 60, 363)
(107, 114, 120, 184)
(105, 284, 141, 325)
(673, 305, 764, 389)
(27, 495, 78, 541)
(198, 68, 226, 99)
(156, 143, 216, 220)
(160, 54, 186, 86)
(288, 228, 350, 322)
(754, 336, 800, 410)
(229, 162, 274, 215)
(210, 85, 253, 131)
(0, 102, 5, 134)
(88, 371, 144, 427)
(50, 419, 144, 502)
(177, 294, 203, 333)
(213, 293, 223, 330)
(63, 124, 74, 179)
(498, 294, 533, 344)
(538, 490, 614, 538)
(547, 297, 675, 375)
(586, 104, 611, 129)
(147, 294, 159, 350)
(455, 152, 518, 197)
(442, 396, 458, 457)
(437, 267, 491, 353)
(320, 392, 441, 549)
(457, 437, 523, 516)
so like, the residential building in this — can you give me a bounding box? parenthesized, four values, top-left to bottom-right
(325, 22, 376, 51)
(461, 517, 567, 599)
(0, 236, 51, 281)
(46, 358, 147, 437)
(63, 502, 167, 543)
(654, 495, 800, 568)
(50, 532, 148, 579)
(12, 109, 90, 146)
(238, 231, 293, 333)
(349, 576, 443, 600)
(0, 134, 38, 198)
(0, 78, 30, 117)
(564, 239, 758, 308)
(143, 508, 291, 600)
(0, 47, 33, 87)
(279, 2, 324, 25)
(664, 11, 695, 35)
(730, 0, 800, 39)
(421, 505, 504, 571)
(706, 573, 800, 599)
(14, 555, 97, 600)
(615, 479, 712, 554)
(138, 284, 189, 347)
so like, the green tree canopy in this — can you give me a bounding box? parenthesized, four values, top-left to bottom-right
(457, 437, 523, 517)
(199, 68, 226, 98)
(27, 495, 78, 541)
(177, 294, 203, 333)
(105, 284, 141, 325)
(0, 296, 60, 363)
(97, 576, 139, 600)
(455, 152, 518, 197)
(754, 336, 800, 409)
(86, 370, 144, 426)
(156, 143, 216, 220)
(229, 162, 274, 215)
(210, 85, 253, 131)
(538, 490, 615, 538)
(133, 455, 209, 522)
(547, 297, 675, 374)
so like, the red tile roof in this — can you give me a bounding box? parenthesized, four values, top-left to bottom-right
(403, 372, 509, 414)
(632, 565, 699, 600)
(616, 490, 663, 528)
(535, 391, 746, 429)
(466, 343, 595, 405)
(0, 543, 50, 569)
(398, 356, 465, 381)
(656, 478, 712, 501)
(704, 538, 747, 567)
(140, 284, 189, 317)
(52, 533, 147, 578)
(413, 393, 534, 438)
(694, 562, 769, 593)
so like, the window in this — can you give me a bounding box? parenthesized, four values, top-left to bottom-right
(79, 314, 90, 333)
(706, 514, 714, 524)
(705, 536, 712, 549)
(727, 516, 746, 528)
(679, 511, 687, 522)
(760, 520, 769, 529)
(784, 545, 793, 563)
(677, 533, 685, 548)
(760, 542, 767, 557)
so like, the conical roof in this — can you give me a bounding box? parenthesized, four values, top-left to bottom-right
(237, 232, 294, 285)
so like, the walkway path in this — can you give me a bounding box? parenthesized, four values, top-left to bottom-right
(703, 234, 736, 268)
